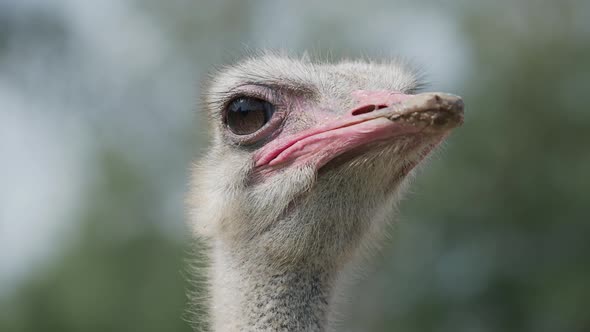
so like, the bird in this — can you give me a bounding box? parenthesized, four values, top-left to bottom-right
(187, 52, 464, 332)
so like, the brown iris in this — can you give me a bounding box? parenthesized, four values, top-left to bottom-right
(225, 97, 275, 135)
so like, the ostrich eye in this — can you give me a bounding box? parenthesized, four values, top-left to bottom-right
(225, 97, 275, 135)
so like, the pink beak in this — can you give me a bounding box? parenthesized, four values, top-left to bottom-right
(254, 92, 464, 172)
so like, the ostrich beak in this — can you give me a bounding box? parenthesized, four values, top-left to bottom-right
(254, 93, 464, 172)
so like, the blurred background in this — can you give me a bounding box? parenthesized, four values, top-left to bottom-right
(1, 0, 589, 331)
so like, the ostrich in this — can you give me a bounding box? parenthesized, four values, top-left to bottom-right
(188, 53, 464, 332)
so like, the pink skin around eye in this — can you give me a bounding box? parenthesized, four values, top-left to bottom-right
(253, 90, 417, 173)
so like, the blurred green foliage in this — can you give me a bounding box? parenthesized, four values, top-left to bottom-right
(0, 149, 193, 332)
(1, 1, 589, 332)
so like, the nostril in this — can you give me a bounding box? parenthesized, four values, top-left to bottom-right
(351, 104, 388, 116)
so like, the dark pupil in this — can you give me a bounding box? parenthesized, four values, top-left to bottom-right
(226, 97, 274, 135)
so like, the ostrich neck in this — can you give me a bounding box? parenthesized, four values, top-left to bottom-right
(209, 239, 336, 332)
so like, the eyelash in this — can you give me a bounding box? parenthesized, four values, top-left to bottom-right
(221, 90, 284, 116)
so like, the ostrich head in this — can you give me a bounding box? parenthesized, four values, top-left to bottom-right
(189, 54, 463, 272)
